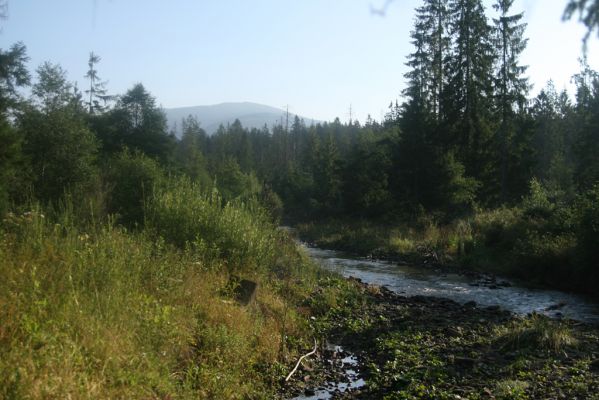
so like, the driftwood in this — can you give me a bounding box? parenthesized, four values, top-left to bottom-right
(285, 338, 318, 382)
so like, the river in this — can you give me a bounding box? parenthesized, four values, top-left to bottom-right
(303, 244, 599, 324)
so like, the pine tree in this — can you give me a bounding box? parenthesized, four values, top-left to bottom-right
(492, 0, 529, 202)
(84, 52, 110, 114)
(411, 0, 451, 118)
(571, 57, 599, 189)
(177, 115, 210, 184)
(444, 0, 496, 200)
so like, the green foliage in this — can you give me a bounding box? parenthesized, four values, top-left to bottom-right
(176, 115, 211, 185)
(521, 178, 554, 218)
(19, 67, 99, 204)
(343, 129, 393, 217)
(212, 157, 261, 202)
(145, 177, 276, 275)
(260, 186, 284, 223)
(96, 83, 174, 163)
(438, 151, 480, 215)
(0, 42, 30, 112)
(0, 201, 329, 398)
(0, 119, 26, 216)
(106, 150, 163, 226)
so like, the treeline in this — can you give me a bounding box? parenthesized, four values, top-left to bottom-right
(2, 2, 598, 225)
(0, 47, 273, 224)
(204, 0, 598, 223)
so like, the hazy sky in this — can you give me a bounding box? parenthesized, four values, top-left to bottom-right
(2, 0, 598, 123)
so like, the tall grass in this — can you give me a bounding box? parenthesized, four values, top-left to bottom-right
(495, 315, 578, 353)
(0, 183, 329, 398)
(145, 178, 277, 275)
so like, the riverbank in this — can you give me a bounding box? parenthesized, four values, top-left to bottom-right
(294, 212, 598, 298)
(283, 277, 599, 399)
(3, 206, 598, 399)
(0, 189, 363, 398)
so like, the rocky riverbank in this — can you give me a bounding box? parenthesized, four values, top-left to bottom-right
(283, 277, 599, 399)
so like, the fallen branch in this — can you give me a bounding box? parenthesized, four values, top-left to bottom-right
(285, 338, 318, 382)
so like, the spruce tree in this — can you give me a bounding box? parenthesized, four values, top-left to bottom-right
(84, 52, 110, 114)
(444, 0, 496, 201)
(411, 0, 451, 119)
(492, 0, 529, 202)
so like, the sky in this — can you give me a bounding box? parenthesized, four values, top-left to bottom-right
(2, 0, 598, 123)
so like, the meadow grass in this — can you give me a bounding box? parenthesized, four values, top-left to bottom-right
(0, 181, 344, 399)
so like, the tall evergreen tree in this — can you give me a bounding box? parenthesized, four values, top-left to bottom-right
(84, 52, 110, 114)
(444, 0, 496, 200)
(409, 0, 451, 119)
(571, 57, 599, 189)
(492, 0, 529, 202)
(177, 115, 209, 184)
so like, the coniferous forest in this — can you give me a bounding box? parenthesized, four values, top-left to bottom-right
(2, 0, 599, 398)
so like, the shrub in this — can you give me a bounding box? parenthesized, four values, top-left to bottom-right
(521, 178, 554, 219)
(106, 150, 163, 226)
(145, 177, 276, 275)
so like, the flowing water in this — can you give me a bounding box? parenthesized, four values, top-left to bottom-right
(305, 244, 599, 324)
(290, 242, 599, 399)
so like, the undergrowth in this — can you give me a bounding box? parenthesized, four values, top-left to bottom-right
(0, 180, 348, 399)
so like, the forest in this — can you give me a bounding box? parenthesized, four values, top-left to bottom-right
(1, 0, 599, 398)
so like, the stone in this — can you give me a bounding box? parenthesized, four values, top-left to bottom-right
(232, 278, 258, 306)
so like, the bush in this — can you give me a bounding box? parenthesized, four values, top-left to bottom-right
(521, 178, 554, 219)
(145, 177, 276, 275)
(106, 150, 163, 226)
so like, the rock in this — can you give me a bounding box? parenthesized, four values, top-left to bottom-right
(233, 278, 258, 306)
(464, 301, 477, 308)
(304, 388, 316, 396)
(486, 305, 501, 312)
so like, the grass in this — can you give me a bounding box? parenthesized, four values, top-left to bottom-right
(496, 314, 578, 353)
(0, 181, 351, 399)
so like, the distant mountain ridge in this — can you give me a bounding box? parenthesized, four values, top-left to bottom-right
(164, 102, 320, 137)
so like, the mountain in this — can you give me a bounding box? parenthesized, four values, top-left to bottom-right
(164, 102, 321, 137)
